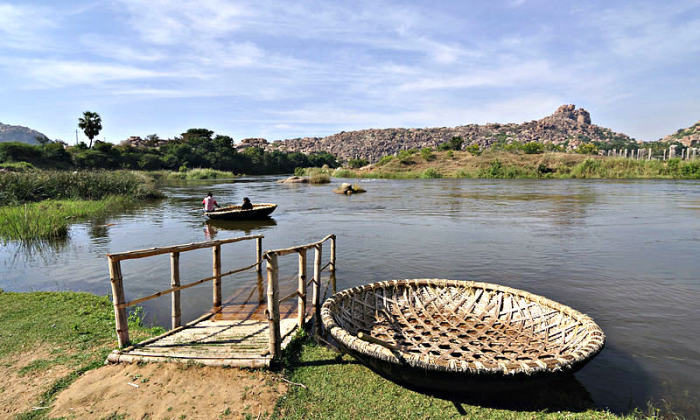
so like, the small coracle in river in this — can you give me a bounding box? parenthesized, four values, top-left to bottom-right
(321, 279, 605, 392)
(204, 203, 277, 220)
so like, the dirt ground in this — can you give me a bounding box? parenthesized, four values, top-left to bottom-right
(50, 363, 287, 419)
(0, 350, 73, 418)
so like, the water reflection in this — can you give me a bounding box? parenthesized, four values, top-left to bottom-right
(205, 218, 277, 237)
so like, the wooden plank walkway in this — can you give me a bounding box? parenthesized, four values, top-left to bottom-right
(107, 285, 310, 368)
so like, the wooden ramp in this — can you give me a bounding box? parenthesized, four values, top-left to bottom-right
(108, 291, 308, 368)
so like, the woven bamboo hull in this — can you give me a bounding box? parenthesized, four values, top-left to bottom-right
(205, 204, 277, 220)
(322, 279, 605, 392)
(338, 339, 597, 394)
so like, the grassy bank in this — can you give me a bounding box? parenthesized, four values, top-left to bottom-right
(0, 291, 163, 418)
(321, 151, 700, 179)
(275, 335, 657, 419)
(0, 170, 164, 241)
(150, 168, 239, 180)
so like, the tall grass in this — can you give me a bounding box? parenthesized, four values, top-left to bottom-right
(294, 167, 332, 183)
(0, 196, 137, 241)
(0, 170, 163, 204)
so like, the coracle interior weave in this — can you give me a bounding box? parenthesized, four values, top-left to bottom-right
(321, 279, 605, 376)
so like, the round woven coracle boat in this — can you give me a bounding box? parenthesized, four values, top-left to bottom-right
(204, 203, 277, 220)
(321, 279, 604, 391)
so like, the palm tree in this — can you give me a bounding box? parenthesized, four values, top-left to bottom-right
(78, 111, 102, 148)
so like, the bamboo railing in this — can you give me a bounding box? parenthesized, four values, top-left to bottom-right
(264, 234, 336, 359)
(106, 235, 264, 348)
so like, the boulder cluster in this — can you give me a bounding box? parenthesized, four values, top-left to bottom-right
(660, 121, 700, 147)
(268, 105, 635, 162)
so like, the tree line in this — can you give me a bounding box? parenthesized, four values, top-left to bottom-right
(0, 128, 338, 174)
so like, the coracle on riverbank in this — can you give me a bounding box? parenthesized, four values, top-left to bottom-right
(322, 279, 605, 393)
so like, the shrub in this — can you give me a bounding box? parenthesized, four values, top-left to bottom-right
(348, 158, 369, 168)
(464, 144, 481, 156)
(376, 155, 394, 166)
(397, 149, 416, 164)
(437, 136, 464, 151)
(420, 168, 442, 179)
(420, 148, 435, 161)
(576, 143, 599, 155)
(446, 151, 454, 159)
(522, 142, 544, 154)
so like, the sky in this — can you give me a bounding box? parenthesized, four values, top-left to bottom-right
(1, 0, 699, 144)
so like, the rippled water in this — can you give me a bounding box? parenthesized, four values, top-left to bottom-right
(1, 177, 699, 416)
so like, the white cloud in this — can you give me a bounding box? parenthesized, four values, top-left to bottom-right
(16, 60, 174, 87)
(0, 3, 55, 50)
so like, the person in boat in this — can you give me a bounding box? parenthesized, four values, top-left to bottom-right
(241, 197, 253, 210)
(203, 192, 220, 212)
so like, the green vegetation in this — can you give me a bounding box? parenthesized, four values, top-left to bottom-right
(0, 196, 137, 241)
(420, 147, 435, 161)
(577, 143, 600, 155)
(320, 151, 700, 180)
(0, 291, 162, 418)
(0, 170, 162, 205)
(347, 158, 369, 168)
(0, 170, 164, 240)
(78, 111, 102, 149)
(464, 144, 481, 156)
(157, 168, 237, 180)
(437, 136, 464, 151)
(0, 128, 337, 174)
(522, 141, 544, 154)
(276, 334, 648, 419)
(420, 168, 442, 178)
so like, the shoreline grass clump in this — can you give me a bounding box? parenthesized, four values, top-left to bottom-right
(0, 169, 164, 241)
(0, 170, 163, 204)
(0, 196, 138, 241)
(160, 168, 238, 180)
(295, 167, 332, 183)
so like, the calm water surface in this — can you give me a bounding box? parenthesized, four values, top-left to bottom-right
(1, 177, 699, 416)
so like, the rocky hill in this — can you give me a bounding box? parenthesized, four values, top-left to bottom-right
(271, 105, 636, 162)
(0, 122, 49, 144)
(661, 121, 700, 147)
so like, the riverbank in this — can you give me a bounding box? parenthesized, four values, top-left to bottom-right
(303, 151, 700, 179)
(0, 170, 164, 241)
(0, 290, 163, 418)
(0, 291, 660, 419)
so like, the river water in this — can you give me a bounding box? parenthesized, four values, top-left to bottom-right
(1, 177, 699, 416)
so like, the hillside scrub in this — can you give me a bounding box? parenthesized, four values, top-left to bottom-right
(317, 151, 700, 180)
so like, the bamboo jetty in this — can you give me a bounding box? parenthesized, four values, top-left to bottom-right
(106, 234, 336, 367)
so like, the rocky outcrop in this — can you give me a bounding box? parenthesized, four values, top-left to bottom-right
(272, 105, 635, 162)
(0, 122, 49, 144)
(661, 121, 700, 147)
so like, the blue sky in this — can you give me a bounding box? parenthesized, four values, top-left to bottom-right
(1, 0, 699, 143)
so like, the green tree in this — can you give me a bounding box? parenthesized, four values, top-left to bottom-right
(522, 142, 544, 154)
(78, 111, 102, 148)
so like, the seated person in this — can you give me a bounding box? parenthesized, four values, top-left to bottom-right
(241, 197, 253, 210)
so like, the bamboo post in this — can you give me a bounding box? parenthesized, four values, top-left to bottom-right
(108, 256, 130, 347)
(312, 244, 322, 336)
(256, 237, 262, 273)
(297, 249, 307, 328)
(170, 252, 181, 329)
(212, 244, 222, 310)
(266, 253, 281, 359)
(330, 236, 337, 294)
